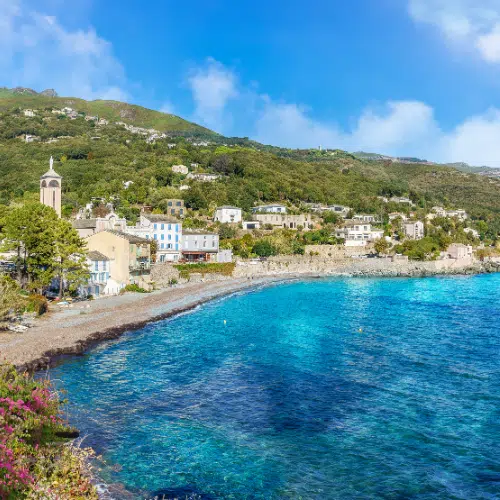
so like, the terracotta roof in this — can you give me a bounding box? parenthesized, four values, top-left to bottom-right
(183, 229, 217, 236)
(87, 250, 109, 261)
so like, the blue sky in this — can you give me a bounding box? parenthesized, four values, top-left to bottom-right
(3, 0, 500, 165)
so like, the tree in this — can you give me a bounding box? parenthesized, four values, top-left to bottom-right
(252, 239, 278, 257)
(218, 224, 237, 240)
(53, 220, 89, 298)
(2, 203, 58, 291)
(0, 277, 25, 322)
(374, 238, 390, 255)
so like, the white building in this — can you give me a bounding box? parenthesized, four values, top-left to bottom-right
(172, 164, 189, 175)
(352, 214, 382, 223)
(81, 251, 111, 297)
(389, 212, 408, 222)
(390, 196, 415, 206)
(447, 244, 473, 260)
(23, 109, 36, 117)
(214, 206, 242, 224)
(181, 230, 219, 262)
(403, 221, 425, 240)
(335, 221, 384, 244)
(251, 204, 287, 214)
(126, 214, 182, 262)
(186, 173, 221, 182)
(464, 227, 480, 239)
(242, 221, 261, 230)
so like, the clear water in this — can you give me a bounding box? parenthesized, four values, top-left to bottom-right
(50, 276, 500, 499)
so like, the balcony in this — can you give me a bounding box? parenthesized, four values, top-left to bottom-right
(129, 261, 151, 272)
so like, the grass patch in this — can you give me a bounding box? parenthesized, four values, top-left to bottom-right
(174, 262, 235, 279)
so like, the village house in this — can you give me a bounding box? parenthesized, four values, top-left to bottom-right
(325, 205, 351, 217)
(253, 213, 314, 230)
(23, 109, 36, 117)
(352, 214, 382, 224)
(214, 206, 242, 224)
(403, 221, 425, 240)
(186, 173, 221, 182)
(126, 214, 182, 262)
(242, 220, 261, 230)
(388, 212, 408, 222)
(165, 199, 185, 217)
(251, 204, 287, 214)
(390, 196, 415, 206)
(72, 212, 127, 238)
(81, 251, 111, 297)
(335, 221, 384, 246)
(181, 230, 219, 262)
(447, 243, 473, 260)
(86, 231, 152, 290)
(172, 164, 189, 175)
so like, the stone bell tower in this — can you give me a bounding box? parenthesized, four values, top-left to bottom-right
(40, 156, 62, 217)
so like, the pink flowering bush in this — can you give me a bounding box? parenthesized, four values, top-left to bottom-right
(0, 364, 97, 499)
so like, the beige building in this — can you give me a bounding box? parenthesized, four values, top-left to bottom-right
(72, 212, 127, 238)
(165, 199, 185, 217)
(254, 213, 314, 230)
(447, 243, 473, 260)
(40, 156, 62, 217)
(403, 221, 425, 240)
(86, 230, 152, 289)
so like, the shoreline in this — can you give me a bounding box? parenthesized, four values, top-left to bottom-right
(0, 276, 296, 372)
(1, 263, 498, 372)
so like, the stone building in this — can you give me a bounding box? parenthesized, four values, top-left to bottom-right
(253, 213, 314, 230)
(40, 156, 62, 217)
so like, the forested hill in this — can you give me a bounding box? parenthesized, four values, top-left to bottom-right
(1, 90, 500, 232)
(0, 87, 215, 137)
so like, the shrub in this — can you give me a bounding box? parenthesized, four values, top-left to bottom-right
(123, 283, 149, 293)
(25, 294, 48, 316)
(0, 364, 98, 498)
(252, 240, 278, 257)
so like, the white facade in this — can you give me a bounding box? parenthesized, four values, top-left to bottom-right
(214, 206, 242, 224)
(336, 223, 384, 244)
(352, 214, 382, 223)
(182, 231, 219, 253)
(447, 244, 473, 260)
(82, 251, 111, 297)
(242, 221, 261, 230)
(126, 214, 182, 262)
(172, 164, 189, 175)
(251, 204, 287, 214)
(187, 173, 221, 182)
(403, 221, 425, 240)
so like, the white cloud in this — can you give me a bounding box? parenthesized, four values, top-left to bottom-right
(187, 58, 239, 132)
(255, 97, 500, 166)
(408, 0, 500, 63)
(0, 0, 129, 100)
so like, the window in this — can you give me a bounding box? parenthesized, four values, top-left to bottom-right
(175, 235, 179, 242)
(161, 224, 164, 230)
(161, 234, 165, 240)
(168, 234, 172, 241)
(168, 201, 172, 207)
(175, 225, 179, 232)
(160, 255, 165, 262)
(160, 243, 164, 249)
(146, 235, 149, 239)
(154, 234, 157, 240)
(154, 224, 157, 230)
(175, 243, 179, 251)
(171, 209, 175, 215)
(212, 241, 216, 247)
(176, 201, 181, 206)
(168, 224, 172, 230)
(94, 261, 98, 271)
(180, 209, 184, 215)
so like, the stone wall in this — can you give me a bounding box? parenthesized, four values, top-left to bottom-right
(151, 263, 180, 287)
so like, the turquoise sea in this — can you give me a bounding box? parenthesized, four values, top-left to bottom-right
(50, 275, 500, 499)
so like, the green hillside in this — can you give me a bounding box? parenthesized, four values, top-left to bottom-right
(0, 87, 216, 137)
(1, 91, 500, 238)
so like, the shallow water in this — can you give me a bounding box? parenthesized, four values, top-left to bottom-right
(50, 275, 500, 499)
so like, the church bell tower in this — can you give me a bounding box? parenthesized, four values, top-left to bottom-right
(40, 156, 62, 217)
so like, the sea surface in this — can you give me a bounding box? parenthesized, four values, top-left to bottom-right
(50, 275, 500, 499)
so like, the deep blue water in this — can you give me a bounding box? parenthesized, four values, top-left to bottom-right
(50, 275, 500, 499)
